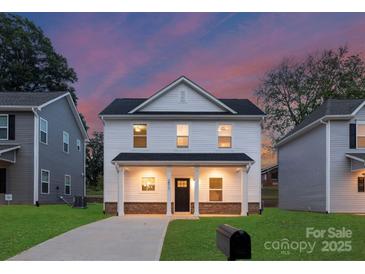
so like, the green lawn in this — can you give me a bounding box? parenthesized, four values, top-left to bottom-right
(0, 203, 107, 260)
(160, 208, 365, 260)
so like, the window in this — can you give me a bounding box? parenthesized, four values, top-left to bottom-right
(41, 169, 50, 194)
(177, 124, 189, 148)
(133, 124, 147, 148)
(0, 115, 8, 140)
(40, 118, 48, 144)
(76, 139, 81, 151)
(63, 131, 69, 153)
(141, 177, 155, 192)
(357, 124, 365, 148)
(218, 124, 232, 148)
(64, 175, 71, 195)
(358, 177, 365, 192)
(209, 178, 223, 201)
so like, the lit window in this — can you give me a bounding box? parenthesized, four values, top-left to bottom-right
(64, 175, 71, 195)
(209, 178, 223, 201)
(40, 118, 48, 144)
(41, 169, 50, 194)
(218, 124, 232, 148)
(177, 124, 189, 148)
(358, 177, 365, 192)
(142, 177, 155, 192)
(357, 124, 365, 148)
(133, 124, 147, 148)
(0, 115, 8, 140)
(76, 139, 81, 151)
(63, 131, 69, 153)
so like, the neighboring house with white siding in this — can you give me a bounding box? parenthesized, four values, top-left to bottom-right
(0, 92, 88, 205)
(100, 76, 265, 216)
(277, 99, 365, 213)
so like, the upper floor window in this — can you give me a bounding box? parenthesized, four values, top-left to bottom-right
(76, 139, 81, 151)
(40, 118, 48, 144)
(177, 124, 189, 148)
(64, 175, 71, 195)
(63, 131, 69, 153)
(218, 124, 232, 148)
(357, 124, 365, 148)
(133, 124, 147, 148)
(0, 115, 8, 140)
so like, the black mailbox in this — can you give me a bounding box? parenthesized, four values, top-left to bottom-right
(216, 224, 251, 260)
(73, 196, 87, 208)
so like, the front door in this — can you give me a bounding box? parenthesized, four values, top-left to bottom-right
(175, 178, 190, 212)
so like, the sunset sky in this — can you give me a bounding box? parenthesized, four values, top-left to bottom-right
(21, 13, 365, 133)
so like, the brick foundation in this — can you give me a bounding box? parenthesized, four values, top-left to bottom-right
(190, 202, 260, 215)
(104, 202, 117, 215)
(125, 202, 170, 214)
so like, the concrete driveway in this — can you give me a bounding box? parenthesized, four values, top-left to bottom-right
(10, 215, 170, 261)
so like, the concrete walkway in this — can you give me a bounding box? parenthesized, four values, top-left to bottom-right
(10, 215, 170, 261)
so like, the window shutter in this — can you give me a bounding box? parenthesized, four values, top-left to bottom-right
(8, 115, 15, 140)
(349, 123, 356, 149)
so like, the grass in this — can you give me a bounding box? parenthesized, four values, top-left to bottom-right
(0, 203, 107, 260)
(160, 208, 365, 260)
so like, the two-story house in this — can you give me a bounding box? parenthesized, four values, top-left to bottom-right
(100, 76, 265, 216)
(277, 99, 365, 213)
(0, 92, 88, 205)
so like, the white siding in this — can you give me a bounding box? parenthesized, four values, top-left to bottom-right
(122, 166, 243, 205)
(330, 118, 365, 213)
(139, 83, 226, 112)
(104, 119, 261, 204)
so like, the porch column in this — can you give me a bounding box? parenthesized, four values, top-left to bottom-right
(116, 164, 124, 216)
(166, 166, 172, 216)
(241, 165, 249, 216)
(194, 167, 200, 216)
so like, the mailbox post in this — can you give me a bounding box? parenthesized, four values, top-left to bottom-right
(216, 224, 251, 260)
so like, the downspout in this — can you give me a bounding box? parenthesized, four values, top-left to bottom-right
(320, 119, 331, 213)
(83, 139, 88, 198)
(32, 107, 40, 205)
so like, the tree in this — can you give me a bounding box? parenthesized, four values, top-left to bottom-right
(256, 46, 365, 143)
(86, 132, 103, 187)
(0, 13, 88, 130)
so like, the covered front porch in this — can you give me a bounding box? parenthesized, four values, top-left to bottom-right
(109, 153, 256, 217)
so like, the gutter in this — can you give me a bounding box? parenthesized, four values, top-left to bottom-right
(32, 107, 40, 205)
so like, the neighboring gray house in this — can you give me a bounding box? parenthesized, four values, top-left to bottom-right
(277, 99, 365, 213)
(0, 92, 88, 205)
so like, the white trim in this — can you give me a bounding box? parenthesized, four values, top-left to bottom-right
(128, 76, 237, 114)
(63, 131, 70, 153)
(132, 123, 147, 148)
(0, 114, 9, 141)
(39, 117, 48, 145)
(76, 139, 81, 151)
(326, 121, 331, 213)
(100, 114, 264, 120)
(111, 160, 255, 166)
(32, 108, 39, 203)
(40, 169, 50, 195)
(217, 123, 232, 148)
(241, 167, 249, 216)
(194, 166, 200, 216)
(350, 100, 365, 116)
(356, 122, 365, 149)
(64, 174, 71, 195)
(38, 93, 69, 109)
(83, 139, 87, 197)
(176, 123, 189, 148)
(277, 115, 354, 147)
(345, 154, 365, 163)
(166, 166, 172, 216)
(0, 145, 20, 154)
(208, 177, 223, 202)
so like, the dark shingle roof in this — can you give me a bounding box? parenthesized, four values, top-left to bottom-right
(0, 91, 67, 107)
(346, 153, 365, 161)
(99, 98, 265, 116)
(282, 99, 364, 140)
(112, 153, 254, 162)
(0, 144, 21, 153)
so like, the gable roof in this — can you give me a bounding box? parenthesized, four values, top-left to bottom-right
(277, 99, 365, 146)
(0, 91, 88, 140)
(128, 76, 238, 114)
(0, 91, 68, 107)
(99, 98, 265, 116)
